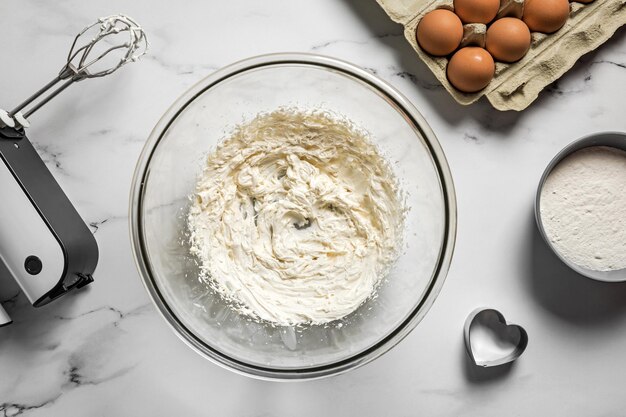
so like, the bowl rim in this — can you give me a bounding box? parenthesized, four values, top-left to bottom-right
(534, 131, 626, 282)
(129, 52, 458, 380)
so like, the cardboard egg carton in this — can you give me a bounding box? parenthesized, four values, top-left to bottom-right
(376, 0, 626, 110)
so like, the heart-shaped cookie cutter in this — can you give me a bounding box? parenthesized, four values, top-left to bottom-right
(464, 308, 528, 367)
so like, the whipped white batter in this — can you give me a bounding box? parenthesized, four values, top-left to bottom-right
(188, 110, 405, 325)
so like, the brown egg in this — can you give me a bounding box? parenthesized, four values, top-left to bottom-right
(486, 18, 531, 62)
(454, 0, 500, 23)
(523, 0, 570, 33)
(447, 47, 495, 93)
(416, 9, 464, 56)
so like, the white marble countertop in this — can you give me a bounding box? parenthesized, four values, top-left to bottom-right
(1, 1, 625, 415)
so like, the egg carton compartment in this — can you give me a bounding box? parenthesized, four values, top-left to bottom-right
(376, 0, 626, 110)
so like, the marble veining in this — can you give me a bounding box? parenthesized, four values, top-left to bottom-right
(88, 219, 109, 234)
(393, 70, 444, 90)
(0, 0, 625, 416)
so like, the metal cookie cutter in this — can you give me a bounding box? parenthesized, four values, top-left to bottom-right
(464, 308, 528, 367)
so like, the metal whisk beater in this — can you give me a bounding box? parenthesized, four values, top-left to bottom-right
(0, 14, 148, 129)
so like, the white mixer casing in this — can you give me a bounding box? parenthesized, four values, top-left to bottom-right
(0, 160, 65, 303)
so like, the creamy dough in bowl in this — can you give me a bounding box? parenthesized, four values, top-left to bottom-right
(188, 109, 405, 325)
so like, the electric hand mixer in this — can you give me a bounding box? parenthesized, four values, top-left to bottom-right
(0, 15, 147, 326)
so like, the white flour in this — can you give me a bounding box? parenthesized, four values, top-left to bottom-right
(188, 110, 405, 325)
(540, 146, 626, 271)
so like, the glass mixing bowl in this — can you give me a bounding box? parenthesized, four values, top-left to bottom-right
(130, 53, 456, 380)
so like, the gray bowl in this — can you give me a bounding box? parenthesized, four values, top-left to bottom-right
(535, 132, 626, 282)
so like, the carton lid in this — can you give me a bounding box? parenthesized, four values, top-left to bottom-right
(377, 0, 433, 25)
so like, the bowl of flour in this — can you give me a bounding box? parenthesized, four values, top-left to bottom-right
(536, 132, 626, 282)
